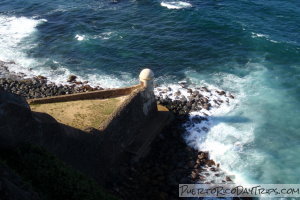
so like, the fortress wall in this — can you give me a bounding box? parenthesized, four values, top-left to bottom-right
(27, 84, 141, 105)
(97, 86, 158, 174)
(11, 69, 169, 184)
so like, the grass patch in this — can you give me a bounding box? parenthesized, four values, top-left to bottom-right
(30, 97, 126, 130)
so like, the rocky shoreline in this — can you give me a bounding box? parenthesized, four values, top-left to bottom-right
(0, 61, 237, 199)
(155, 83, 236, 184)
(0, 60, 103, 99)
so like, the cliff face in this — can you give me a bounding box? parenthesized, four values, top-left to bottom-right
(0, 91, 38, 148)
(0, 162, 41, 200)
(0, 90, 105, 182)
(0, 90, 117, 200)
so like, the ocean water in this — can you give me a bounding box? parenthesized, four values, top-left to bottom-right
(0, 0, 300, 185)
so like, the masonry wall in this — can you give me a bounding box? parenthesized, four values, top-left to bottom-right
(98, 86, 158, 179)
(28, 84, 141, 104)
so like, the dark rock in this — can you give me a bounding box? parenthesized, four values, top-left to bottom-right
(188, 161, 195, 168)
(217, 90, 226, 95)
(191, 171, 197, 180)
(202, 87, 210, 92)
(191, 116, 205, 124)
(202, 103, 209, 110)
(226, 176, 232, 182)
(200, 97, 209, 103)
(192, 90, 199, 96)
(36, 75, 47, 80)
(199, 175, 206, 181)
(198, 152, 209, 160)
(67, 75, 77, 82)
(180, 95, 187, 102)
(193, 164, 200, 169)
(0, 163, 41, 200)
(0, 91, 35, 148)
(206, 160, 216, 167)
(174, 91, 181, 96)
(202, 127, 209, 132)
(178, 81, 188, 88)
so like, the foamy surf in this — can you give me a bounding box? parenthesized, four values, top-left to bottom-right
(161, 1, 192, 9)
(75, 32, 121, 41)
(0, 15, 46, 68)
(0, 15, 49, 79)
(154, 81, 251, 184)
(0, 15, 133, 88)
(251, 32, 279, 43)
(75, 34, 86, 41)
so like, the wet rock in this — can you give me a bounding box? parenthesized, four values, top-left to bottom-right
(192, 90, 199, 97)
(202, 127, 209, 132)
(217, 90, 226, 95)
(198, 152, 209, 160)
(210, 167, 217, 172)
(174, 91, 181, 96)
(178, 81, 188, 88)
(226, 176, 232, 182)
(191, 171, 198, 180)
(229, 94, 235, 99)
(202, 103, 209, 110)
(180, 95, 187, 103)
(74, 81, 83, 85)
(67, 75, 77, 82)
(199, 175, 206, 181)
(200, 97, 209, 103)
(206, 160, 215, 167)
(202, 87, 210, 92)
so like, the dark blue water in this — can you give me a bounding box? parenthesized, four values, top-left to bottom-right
(0, 0, 300, 184)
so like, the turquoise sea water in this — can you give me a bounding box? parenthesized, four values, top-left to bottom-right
(0, 0, 299, 184)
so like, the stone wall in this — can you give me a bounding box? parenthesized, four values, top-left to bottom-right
(97, 86, 158, 179)
(28, 84, 141, 104)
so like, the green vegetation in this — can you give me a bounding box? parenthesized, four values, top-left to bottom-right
(0, 144, 117, 200)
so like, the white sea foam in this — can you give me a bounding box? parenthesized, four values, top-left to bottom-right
(155, 82, 244, 183)
(251, 32, 279, 43)
(94, 31, 114, 40)
(75, 34, 86, 41)
(0, 15, 47, 76)
(251, 32, 269, 39)
(154, 69, 266, 185)
(0, 15, 132, 88)
(161, 1, 192, 9)
(75, 31, 120, 41)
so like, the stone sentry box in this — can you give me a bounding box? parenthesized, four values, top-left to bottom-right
(98, 69, 159, 182)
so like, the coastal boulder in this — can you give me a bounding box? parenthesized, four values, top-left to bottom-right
(67, 75, 77, 83)
(0, 91, 36, 148)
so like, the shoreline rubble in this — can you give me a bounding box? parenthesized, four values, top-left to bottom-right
(0, 60, 103, 99)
